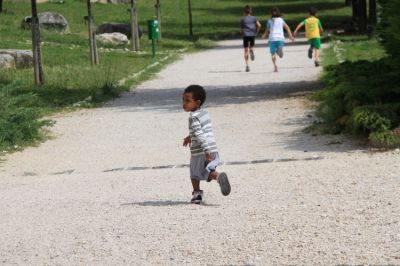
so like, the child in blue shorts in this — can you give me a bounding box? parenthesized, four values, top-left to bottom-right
(262, 7, 294, 72)
(182, 85, 231, 204)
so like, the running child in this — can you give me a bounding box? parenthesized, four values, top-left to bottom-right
(240, 5, 261, 72)
(262, 7, 295, 72)
(182, 85, 231, 204)
(293, 7, 324, 67)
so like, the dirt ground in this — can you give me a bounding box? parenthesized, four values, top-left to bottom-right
(0, 39, 399, 265)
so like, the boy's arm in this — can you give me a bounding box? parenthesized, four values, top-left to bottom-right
(256, 20, 262, 35)
(261, 28, 268, 39)
(284, 23, 295, 41)
(239, 19, 244, 35)
(293, 22, 304, 37)
(318, 20, 324, 34)
(183, 136, 191, 147)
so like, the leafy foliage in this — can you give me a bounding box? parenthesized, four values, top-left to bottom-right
(377, 0, 400, 61)
(0, 82, 53, 151)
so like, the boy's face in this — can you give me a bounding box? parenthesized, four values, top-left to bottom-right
(182, 92, 201, 112)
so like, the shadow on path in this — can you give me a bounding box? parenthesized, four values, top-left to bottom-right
(121, 200, 219, 207)
(109, 81, 322, 113)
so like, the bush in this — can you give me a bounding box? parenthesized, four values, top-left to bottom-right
(316, 58, 400, 147)
(378, 0, 400, 61)
(0, 82, 53, 151)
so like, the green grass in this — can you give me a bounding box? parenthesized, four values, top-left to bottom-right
(0, 0, 352, 152)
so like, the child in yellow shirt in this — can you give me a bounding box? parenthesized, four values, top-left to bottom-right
(294, 7, 324, 66)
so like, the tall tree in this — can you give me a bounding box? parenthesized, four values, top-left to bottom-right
(352, 0, 367, 33)
(369, 0, 377, 25)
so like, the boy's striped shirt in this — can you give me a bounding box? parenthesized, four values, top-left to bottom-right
(189, 109, 218, 156)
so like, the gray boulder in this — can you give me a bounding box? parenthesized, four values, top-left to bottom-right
(96, 22, 142, 39)
(0, 54, 15, 69)
(0, 50, 33, 68)
(108, 0, 131, 3)
(22, 12, 70, 33)
(96, 33, 129, 45)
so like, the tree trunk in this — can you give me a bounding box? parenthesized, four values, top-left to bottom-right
(0, 0, 3, 13)
(352, 0, 360, 22)
(31, 0, 45, 85)
(369, 0, 377, 25)
(359, 0, 367, 32)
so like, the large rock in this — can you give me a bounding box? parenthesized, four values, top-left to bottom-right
(0, 54, 15, 69)
(108, 0, 131, 3)
(96, 22, 142, 39)
(0, 50, 33, 68)
(96, 33, 129, 45)
(22, 12, 70, 33)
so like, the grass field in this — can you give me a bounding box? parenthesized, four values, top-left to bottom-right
(0, 0, 352, 151)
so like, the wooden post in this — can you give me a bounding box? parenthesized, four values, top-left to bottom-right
(187, 0, 193, 37)
(31, 0, 45, 85)
(129, 0, 140, 51)
(155, 0, 161, 39)
(86, 0, 98, 65)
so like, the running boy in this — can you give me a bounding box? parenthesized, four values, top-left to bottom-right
(182, 85, 231, 204)
(293, 7, 324, 66)
(240, 5, 261, 72)
(262, 7, 295, 72)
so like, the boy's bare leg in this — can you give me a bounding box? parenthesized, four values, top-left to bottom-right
(314, 48, 320, 62)
(191, 178, 200, 191)
(272, 54, 278, 72)
(244, 47, 249, 66)
(208, 171, 219, 180)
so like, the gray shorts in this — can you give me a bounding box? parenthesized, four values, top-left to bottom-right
(190, 152, 220, 181)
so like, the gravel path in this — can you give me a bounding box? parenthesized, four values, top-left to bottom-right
(0, 39, 399, 265)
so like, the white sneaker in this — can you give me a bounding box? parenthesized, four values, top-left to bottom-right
(191, 190, 203, 204)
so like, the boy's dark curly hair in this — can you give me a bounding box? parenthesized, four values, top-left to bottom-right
(309, 7, 317, 16)
(184, 85, 206, 107)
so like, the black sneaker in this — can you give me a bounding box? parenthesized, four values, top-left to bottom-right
(314, 60, 320, 67)
(308, 47, 313, 59)
(250, 50, 255, 61)
(245, 66, 250, 72)
(191, 190, 203, 204)
(277, 47, 283, 58)
(218, 173, 231, 196)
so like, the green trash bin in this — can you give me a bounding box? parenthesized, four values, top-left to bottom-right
(147, 19, 159, 40)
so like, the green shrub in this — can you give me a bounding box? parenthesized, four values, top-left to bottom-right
(0, 82, 53, 151)
(378, 0, 400, 61)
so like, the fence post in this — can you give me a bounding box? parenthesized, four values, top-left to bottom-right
(31, 0, 45, 85)
(155, 0, 161, 40)
(129, 0, 140, 51)
(86, 0, 98, 65)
